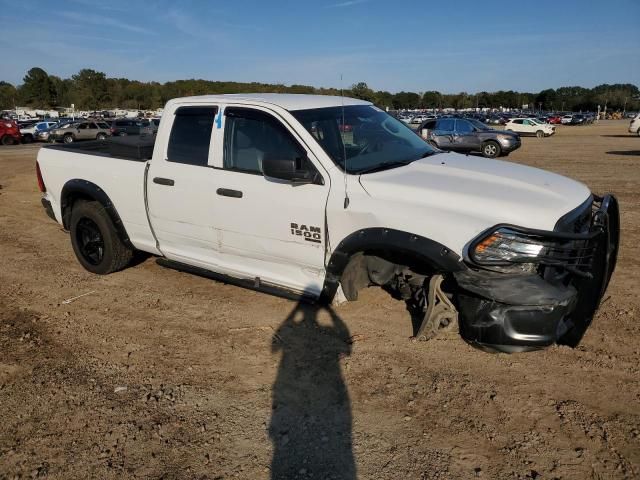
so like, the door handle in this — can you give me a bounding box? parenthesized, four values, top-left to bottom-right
(216, 188, 243, 198)
(153, 177, 174, 186)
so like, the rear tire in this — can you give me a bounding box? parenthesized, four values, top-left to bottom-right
(63, 134, 74, 144)
(481, 141, 501, 158)
(69, 200, 133, 275)
(536, 130, 544, 138)
(637, 128, 640, 137)
(96, 133, 106, 141)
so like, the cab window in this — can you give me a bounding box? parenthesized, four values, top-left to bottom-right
(223, 108, 306, 175)
(167, 106, 217, 166)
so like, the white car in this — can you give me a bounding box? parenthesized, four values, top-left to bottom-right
(628, 113, 640, 136)
(36, 93, 619, 353)
(20, 121, 58, 143)
(561, 115, 573, 125)
(505, 118, 555, 138)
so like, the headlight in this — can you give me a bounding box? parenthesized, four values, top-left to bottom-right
(496, 134, 514, 143)
(471, 228, 544, 273)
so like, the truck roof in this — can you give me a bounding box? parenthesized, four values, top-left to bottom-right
(170, 93, 371, 111)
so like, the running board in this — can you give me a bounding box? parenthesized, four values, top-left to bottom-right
(155, 258, 317, 303)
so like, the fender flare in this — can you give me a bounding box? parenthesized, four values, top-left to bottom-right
(319, 227, 464, 302)
(60, 179, 134, 249)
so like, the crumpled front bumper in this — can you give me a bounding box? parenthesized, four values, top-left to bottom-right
(453, 195, 620, 353)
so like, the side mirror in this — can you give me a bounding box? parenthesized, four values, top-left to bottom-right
(262, 155, 321, 185)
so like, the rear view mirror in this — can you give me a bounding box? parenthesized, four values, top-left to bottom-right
(262, 155, 322, 185)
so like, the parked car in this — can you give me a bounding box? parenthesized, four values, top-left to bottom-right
(20, 121, 59, 143)
(561, 115, 573, 125)
(570, 114, 585, 125)
(548, 115, 563, 124)
(629, 113, 640, 136)
(0, 119, 21, 145)
(141, 118, 160, 136)
(505, 118, 555, 138)
(49, 121, 112, 143)
(419, 117, 521, 158)
(36, 93, 619, 353)
(486, 115, 506, 125)
(110, 118, 145, 136)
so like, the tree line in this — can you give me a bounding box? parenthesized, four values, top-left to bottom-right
(1, 67, 638, 113)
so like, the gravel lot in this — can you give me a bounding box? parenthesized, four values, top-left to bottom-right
(0, 121, 638, 479)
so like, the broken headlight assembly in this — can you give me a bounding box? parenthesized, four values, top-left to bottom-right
(468, 226, 599, 276)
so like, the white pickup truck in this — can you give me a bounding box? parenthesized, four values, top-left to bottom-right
(36, 94, 619, 353)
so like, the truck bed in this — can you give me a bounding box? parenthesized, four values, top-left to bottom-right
(37, 136, 159, 254)
(44, 136, 155, 161)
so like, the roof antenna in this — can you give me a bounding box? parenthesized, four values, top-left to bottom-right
(341, 74, 349, 209)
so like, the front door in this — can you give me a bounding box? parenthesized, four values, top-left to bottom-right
(210, 106, 330, 296)
(453, 118, 480, 151)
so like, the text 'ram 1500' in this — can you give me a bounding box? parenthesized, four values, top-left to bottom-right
(36, 94, 619, 353)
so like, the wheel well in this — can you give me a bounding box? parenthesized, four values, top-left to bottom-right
(60, 180, 133, 249)
(320, 228, 463, 303)
(338, 249, 438, 301)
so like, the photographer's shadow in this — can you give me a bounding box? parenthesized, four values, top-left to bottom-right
(269, 301, 356, 480)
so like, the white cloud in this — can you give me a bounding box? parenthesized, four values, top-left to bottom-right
(329, 0, 369, 7)
(59, 11, 154, 35)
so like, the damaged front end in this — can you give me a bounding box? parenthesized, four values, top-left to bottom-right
(454, 194, 620, 353)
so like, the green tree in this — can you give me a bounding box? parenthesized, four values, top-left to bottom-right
(19, 67, 54, 107)
(0, 81, 18, 110)
(71, 69, 109, 109)
(350, 82, 376, 102)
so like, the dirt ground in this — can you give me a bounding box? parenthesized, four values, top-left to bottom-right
(0, 121, 639, 480)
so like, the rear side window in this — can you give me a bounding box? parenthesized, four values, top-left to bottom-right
(436, 118, 455, 132)
(167, 106, 217, 166)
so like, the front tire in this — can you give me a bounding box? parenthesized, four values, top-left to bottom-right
(536, 130, 544, 139)
(637, 128, 640, 137)
(22, 134, 33, 144)
(96, 133, 107, 141)
(481, 141, 501, 158)
(63, 134, 74, 144)
(69, 200, 133, 275)
(1, 135, 16, 145)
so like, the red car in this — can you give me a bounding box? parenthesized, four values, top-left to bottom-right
(0, 119, 21, 145)
(548, 116, 562, 124)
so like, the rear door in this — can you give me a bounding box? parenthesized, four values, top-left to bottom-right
(419, 120, 436, 140)
(146, 105, 221, 266)
(209, 105, 330, 296)
(432, 118, 455, 150)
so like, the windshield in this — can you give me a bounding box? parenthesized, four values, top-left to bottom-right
(292, 105, 436, 174)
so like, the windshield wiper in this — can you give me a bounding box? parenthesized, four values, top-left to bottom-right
(356, 160, 413, 175)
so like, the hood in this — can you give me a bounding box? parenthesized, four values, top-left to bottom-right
(480, 128, 517, 137)
(358, 152, 591, 234)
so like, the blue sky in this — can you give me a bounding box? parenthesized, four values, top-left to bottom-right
(0, 0, 638, 93)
